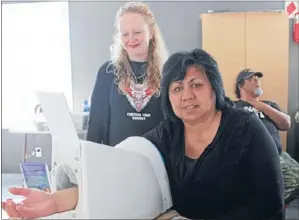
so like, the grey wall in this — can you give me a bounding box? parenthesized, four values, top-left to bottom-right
(2, 1, 299, 173)
(1, 129, 52, 173)
(2, 129, 26, 173)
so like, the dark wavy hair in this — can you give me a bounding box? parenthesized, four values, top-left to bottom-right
(235, 80, 245, 98)
(161, 48, 234, 121)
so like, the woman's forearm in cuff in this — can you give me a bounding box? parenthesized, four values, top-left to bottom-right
(51, 187, 79, 213)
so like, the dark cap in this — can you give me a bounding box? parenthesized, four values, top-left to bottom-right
(236, 69, 263, 85)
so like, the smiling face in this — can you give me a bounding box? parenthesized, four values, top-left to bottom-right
(168, 65, 216, 124)
(118, 12, 153, 61)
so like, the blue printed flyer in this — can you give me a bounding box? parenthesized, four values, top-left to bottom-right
(20, 162, 51, 193)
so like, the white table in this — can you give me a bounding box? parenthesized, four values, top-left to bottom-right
(1, 174, 186, 220)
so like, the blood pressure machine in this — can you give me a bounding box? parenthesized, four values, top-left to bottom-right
(36, 92, 173, 219)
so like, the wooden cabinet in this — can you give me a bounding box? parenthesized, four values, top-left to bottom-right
(201, 11, 289, 151)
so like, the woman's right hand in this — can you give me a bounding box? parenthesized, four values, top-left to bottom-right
(2, 187, 57, 219)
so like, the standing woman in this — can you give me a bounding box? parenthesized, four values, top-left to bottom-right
(87, 2, 168, 146)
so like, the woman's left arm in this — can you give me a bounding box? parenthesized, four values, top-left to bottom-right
(218, 114, 284, 220)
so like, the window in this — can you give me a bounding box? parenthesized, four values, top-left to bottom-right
(2, 2, 73, 129)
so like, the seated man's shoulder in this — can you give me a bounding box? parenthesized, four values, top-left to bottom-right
(261, 100, 274, 105)
(261, 100, 280, 108)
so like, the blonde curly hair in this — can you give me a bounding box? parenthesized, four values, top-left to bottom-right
(109, 1, 168, 95)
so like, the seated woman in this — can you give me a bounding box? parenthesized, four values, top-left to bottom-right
(2, 49, 284, 219)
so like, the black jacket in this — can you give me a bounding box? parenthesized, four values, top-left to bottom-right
(144, 107, 284, 220)
(87, 61, 164, 146)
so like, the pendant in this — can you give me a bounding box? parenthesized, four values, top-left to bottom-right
(124, 81, 155, 112)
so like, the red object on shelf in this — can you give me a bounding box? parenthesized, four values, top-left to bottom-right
(287, 2, 297, 15)
(293, 13, 299, 43)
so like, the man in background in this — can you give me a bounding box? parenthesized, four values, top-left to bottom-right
(234, 68, 299, 201)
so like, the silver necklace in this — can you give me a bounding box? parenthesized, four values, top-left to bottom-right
(129, 63, 147, 84)
(131, 70, 147, 83)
